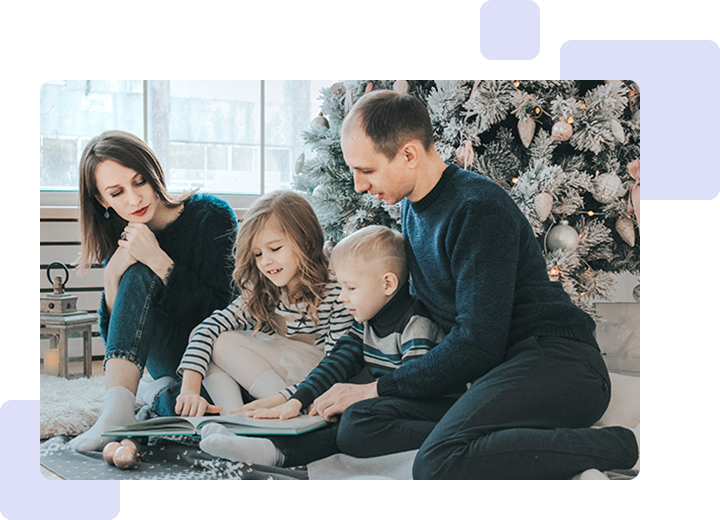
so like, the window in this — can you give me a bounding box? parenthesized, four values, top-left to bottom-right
(40, 80, 335, 206)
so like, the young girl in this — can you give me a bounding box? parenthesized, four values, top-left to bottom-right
(174, 190, 354, 425)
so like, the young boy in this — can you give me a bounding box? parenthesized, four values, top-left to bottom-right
(198, 225, 449, 466)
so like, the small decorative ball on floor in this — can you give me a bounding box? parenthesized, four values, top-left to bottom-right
(102, 441, 121, 464)
(102, 438, 142, 469)
(113, 446, 139, 469)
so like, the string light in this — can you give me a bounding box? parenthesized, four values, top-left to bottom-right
(514, 80, 520, 87)
(534, 107, 541, 115)
(567, 117, 574, 124)
(512, 177, 519, 184)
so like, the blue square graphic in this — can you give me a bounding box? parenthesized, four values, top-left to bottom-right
(481, 0, 540, 60)
(561, 40, 720, 200)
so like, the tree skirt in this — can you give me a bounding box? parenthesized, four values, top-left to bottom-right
(40, 435, 308, 480)
(40, 435, 636, 480)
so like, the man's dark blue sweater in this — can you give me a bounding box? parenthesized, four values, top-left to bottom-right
(376, 163, 598, 398)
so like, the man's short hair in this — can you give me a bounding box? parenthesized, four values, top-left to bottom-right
(330, 225, 408, 285)
(342, 90, 434, 160)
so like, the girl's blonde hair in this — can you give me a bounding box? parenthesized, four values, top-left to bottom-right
(233, 190, 329, 334)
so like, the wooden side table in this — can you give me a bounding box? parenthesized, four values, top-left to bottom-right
(40, 261, 98, 378)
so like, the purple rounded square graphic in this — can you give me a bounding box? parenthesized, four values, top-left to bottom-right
(481, 0, 540, 60)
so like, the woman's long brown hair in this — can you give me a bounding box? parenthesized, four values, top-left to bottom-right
(77, 130, 193, 270)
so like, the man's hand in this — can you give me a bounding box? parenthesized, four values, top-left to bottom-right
(231, 393, 286, 415)
(311, 381, 378, 422)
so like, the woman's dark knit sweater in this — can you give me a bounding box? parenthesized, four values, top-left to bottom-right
(98, 193, 238, 340)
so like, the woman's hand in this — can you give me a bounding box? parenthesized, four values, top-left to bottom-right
(246, 399, 303, 420)
(311, 382, 378, 422)
(118, 223, 174, 282)
(175, 392, 222, 417)
(103, 247, 138, 312)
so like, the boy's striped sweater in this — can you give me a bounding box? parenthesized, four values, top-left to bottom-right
(290, 283, 447, 409)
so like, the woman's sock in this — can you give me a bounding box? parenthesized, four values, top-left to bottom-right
(198, 423, 285, 466)
(68, 386, 137, 451)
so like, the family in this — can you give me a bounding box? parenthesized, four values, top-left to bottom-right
(69, 90, 639, 479)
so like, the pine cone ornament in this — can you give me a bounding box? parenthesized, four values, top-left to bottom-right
(517, 117, 536, 148)
(615, 216, 636, 247)
(455, 139, 474, 169)
(534, 192, 553, 221)
(393, 80, 410, 94)
(611, 120, 625, 143)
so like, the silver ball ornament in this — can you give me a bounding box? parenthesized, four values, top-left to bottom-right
(592, 172, 624, 204)
(633, 284, 640, 302)
(311, 112, 330, 128)
(546, 220, 579, 251)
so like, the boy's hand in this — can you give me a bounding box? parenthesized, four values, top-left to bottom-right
(246, 399, 303, 420)
(175, 392, 222, 417)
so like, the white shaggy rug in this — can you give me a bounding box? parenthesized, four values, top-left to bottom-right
(39, 375, 144, 439)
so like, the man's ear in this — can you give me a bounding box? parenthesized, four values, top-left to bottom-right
(382, 272, 399, 295)
(402, 141, 421, 169)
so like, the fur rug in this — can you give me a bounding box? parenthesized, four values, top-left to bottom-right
(39, 375, 143, 439)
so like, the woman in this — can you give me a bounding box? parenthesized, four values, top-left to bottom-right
(69, 130, 238, 451)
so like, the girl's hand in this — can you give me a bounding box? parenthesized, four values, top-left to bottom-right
(246, 399, 303, 420)
(175, 392, 222, 417)
(118, 223, 174, 282)
(231, 393, 286, 415)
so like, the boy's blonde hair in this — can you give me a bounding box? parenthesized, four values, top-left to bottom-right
(330, 225, 408, 285)
(234, 190, 329, 334)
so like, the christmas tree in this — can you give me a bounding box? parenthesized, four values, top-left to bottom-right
(294, 80, 640, 314)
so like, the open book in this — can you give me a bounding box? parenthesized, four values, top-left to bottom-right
(102, 412, 328, 437)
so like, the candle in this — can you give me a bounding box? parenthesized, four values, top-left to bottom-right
(45, 348, 59, 376)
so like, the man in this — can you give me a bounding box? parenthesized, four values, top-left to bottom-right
(330, 89, 639, 479)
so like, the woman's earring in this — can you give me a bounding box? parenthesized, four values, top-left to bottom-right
(104, 208, 110, 219)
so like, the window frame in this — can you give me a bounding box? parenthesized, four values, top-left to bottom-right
(40, 80, 282, 210)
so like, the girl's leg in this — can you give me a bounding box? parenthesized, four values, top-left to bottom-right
(202, 361, 245, 414)
(199, 332, 325, 466)
(211, 331, 297, 398)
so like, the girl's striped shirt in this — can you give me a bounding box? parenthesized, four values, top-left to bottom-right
(177, 281, 354, 398)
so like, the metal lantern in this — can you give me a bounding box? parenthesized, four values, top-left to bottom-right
(40, 262, 96, 378)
